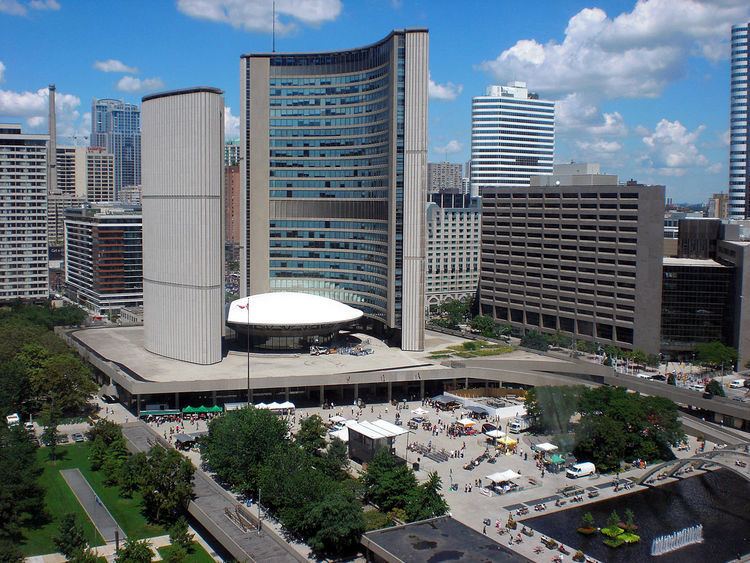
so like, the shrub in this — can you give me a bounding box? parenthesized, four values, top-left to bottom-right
(603, 537, 624, 548)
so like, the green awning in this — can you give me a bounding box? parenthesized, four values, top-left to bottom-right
(207, 405, 223, 413)
(196, 405, 210, 413)
(140, 409, 181, 417)
(550, 454, 565, 464)
(182, 406, 198, 414)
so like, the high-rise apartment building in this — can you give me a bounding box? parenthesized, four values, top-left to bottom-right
(64, 204, 143, 316)
(48, 192, 84, 246)
(225, 164, 241, 245)
(427, 162, 462, 192)
(471, 81, 554, 194)
(224, 140, 241, 166)
(0, 124, 49, 301)
(56, 146, 115, 201)
(90, 98, 141, 196)
(240, 29, 429, 351)
(142, 87, 225, 365)
(426, 192, 481, 310)
(729, 22, 749, 219)
(479, 168, 664, 354)
(706, 192, 729, 219)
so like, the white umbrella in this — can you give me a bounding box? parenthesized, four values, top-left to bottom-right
(485, 429, 505, 438)
(330, 415, 347, 424)
(457, 417, 477, 426)
(535, 442, 558, 452)
(254, 402, 268, 409)
(411, 407, 429, 416)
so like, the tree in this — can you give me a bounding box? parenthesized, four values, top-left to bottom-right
(87, 419, 123, 445)
(580, 512, 595, 529)
(139, 446, 194, 525)
(319, 437, 350, 481)
(469, 315, 497, 338)
(168, 516, 194, 552)
(705, 379, 726, 397)
(102, 435, 130, 486)
(0, 539, 24, 563)
(0, 425, 44, 542)
(523, 386, 584, 434)
(53, 513, 87, 558)
(305, 487, 365, 557)
(606, 510, 621, 529)
(118, 452, 147, 498)
(520, 330, 549, 352)
(89, 437, 108, 471)
(667, 373, 676, 386)
(404, 471, 449, 522)
(361, 449, 417, 513)
(0, 357, 32, 418)
(433, 297, 472, 329)
(200, 407, 289, 495)
(30, 354, 96, 415)
(69, 547, 102, 563)
(295, 415, 327, 455)
(41, 415, 60, 462)
(695, 341, 737, 372)
(549, 331, 573, 349)
(163, 544, 187, 563)
(115, 538, 153, 563)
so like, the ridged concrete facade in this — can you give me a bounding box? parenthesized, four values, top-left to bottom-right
(142, 88, 225, 364)
(240, 29, 428, 351)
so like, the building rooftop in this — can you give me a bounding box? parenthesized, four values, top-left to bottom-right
(662, 257, 726, 267)
(361, 516, 529, 562)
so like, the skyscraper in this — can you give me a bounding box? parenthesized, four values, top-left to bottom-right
(142, 87, 225, 365)
(90, 98, 141, 196)
(470, 81, 554, 194)
(240, 29, 429, 351)
(0, 124, 49, 301)
(729, 22, 749, 219)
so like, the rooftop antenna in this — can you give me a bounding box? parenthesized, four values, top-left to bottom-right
(272, 0, 276, 53)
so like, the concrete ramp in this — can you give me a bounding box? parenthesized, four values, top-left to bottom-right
(60, 468, 125, 543)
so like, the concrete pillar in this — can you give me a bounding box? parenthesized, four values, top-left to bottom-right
(320, 384, 325, 407)
(284, 387, 290, 402)
(136, 394, 141, 416)
(211, 390, 217, 406)
(387, 381, 392, 402)
(354, 383, 359, 402)
(420, 379, 425, 399)
(464, 376, 469, 389)
(174, 392, 180, 409)
(249, 389, 253, 403)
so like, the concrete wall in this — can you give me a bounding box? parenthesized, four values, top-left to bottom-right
(142, 89, 225, 364)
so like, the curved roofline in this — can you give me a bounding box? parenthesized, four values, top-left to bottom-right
(241, 28, 428, 59)
(142, 86, 223, 103)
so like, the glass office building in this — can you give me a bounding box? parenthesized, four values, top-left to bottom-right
(729, 22, 749, 218)
(241, 29, 428, 351)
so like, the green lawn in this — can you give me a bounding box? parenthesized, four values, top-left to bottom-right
(19, 442, 164, 556)
(158, 542, 216, 563)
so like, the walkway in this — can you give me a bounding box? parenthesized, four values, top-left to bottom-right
(60, 469, 125, 543)
(121, 423, 302, 563)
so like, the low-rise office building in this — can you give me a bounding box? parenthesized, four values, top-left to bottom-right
(479, 170, 664, 354)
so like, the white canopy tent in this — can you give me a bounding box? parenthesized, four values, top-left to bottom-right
(457, 418, 477, 427)
(485, 429, 506, 438)
(330, 428, 349, 442)
(267, 402, 282, 410)
(486, 470, 522, 483)
(330, 415, 347, 424)
(411, 407, 429, 416)
(277, 401, 295, 410)
(535, 442, 558, 452)
(254, 402, 268, 409)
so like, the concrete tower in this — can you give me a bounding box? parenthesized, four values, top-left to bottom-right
(48, 84, 57, 193)
(141, 88, 225, 365)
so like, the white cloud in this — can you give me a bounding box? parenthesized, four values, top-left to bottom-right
(29, 0, 59, 10)
(556, 93, 627, 136)
(0, 0, 25, 14)
(433, 140, 462, 154)
(576, 140, 622, 154)
(639, 118, 714, 176)
(0, 61, 5, 83)
(720, 129, 730, 147)
(479, 0, 750, 100)
(176, 0, 342, 34)
(707, 162, 722, 174)
(0, 85, 86, 141)
(116, 76, 164, 93)
(428, 74, 462, 101)
(94, 59, 138, 74)
(225, 106, 239, 139)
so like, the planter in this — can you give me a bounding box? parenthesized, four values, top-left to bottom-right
(576, 527, 597, 535)
(603, 537, 625, 548)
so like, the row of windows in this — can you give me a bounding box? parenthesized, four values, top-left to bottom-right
(270, 100, 389, 117)
(270, 88, 388, 106)
(270, 258, 387, 276)
(269, 66, 388, 88)
(270, 157, 389, 168)
(270, 134, 389, 149)
(270, 220, 387, 231)
(270, 123, 389, 138)
(270, 229, 388, 242)
(270, 190, 388, 198)
(269, 249, 388, 264)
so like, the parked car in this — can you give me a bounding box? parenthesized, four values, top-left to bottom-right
(71, 432, 85, 443)
(729, 379, 746, 389)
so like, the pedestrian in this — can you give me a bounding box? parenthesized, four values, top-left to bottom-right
(483, 525, 487, 535)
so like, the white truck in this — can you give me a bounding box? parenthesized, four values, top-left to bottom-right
(566, 462, 596, 479)
(508, 416, 531, 434)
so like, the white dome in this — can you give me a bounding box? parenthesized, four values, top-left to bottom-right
(227, 292, 364, 327)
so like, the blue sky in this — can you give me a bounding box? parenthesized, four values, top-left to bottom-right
(1, 0, 748, 202)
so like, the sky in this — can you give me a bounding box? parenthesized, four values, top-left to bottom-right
(0, 0, 748, 203)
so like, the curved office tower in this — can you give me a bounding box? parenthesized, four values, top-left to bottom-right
(142, 88, 225, 364)
(241, 29, 428, 351)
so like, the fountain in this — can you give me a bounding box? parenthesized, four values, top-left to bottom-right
(650, 524, 703, 556)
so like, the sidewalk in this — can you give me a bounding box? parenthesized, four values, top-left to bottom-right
(60, 468, 125, 543)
